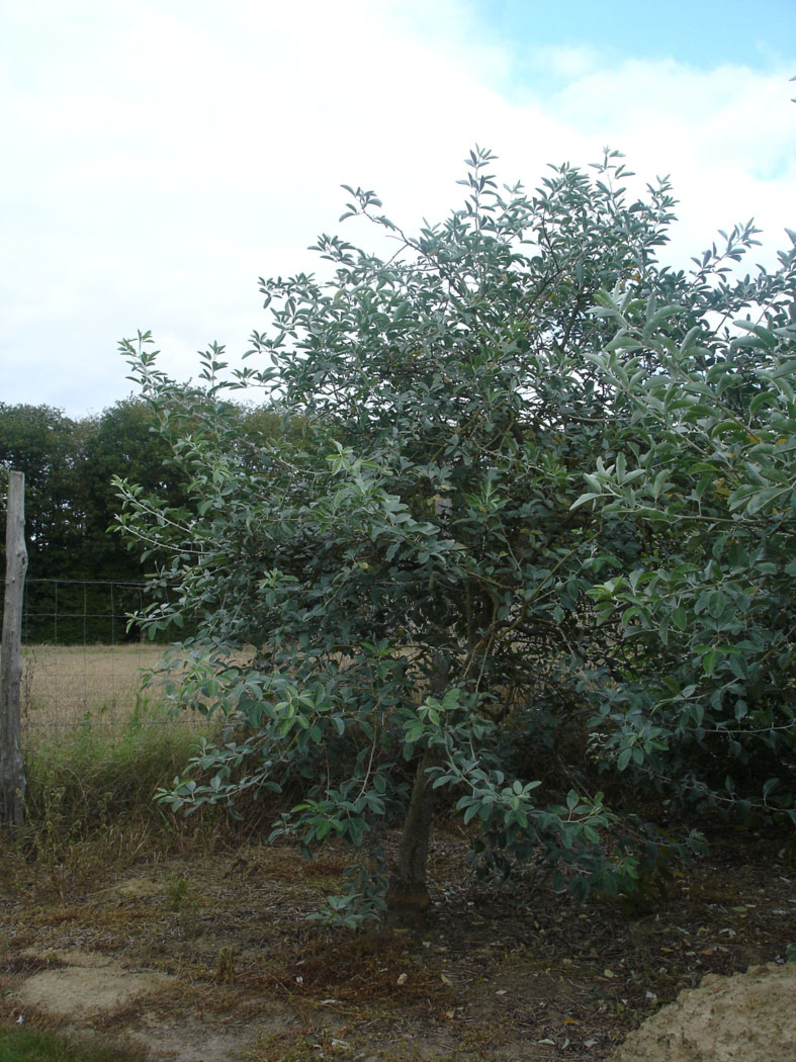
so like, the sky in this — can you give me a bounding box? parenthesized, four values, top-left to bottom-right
(2, 0, 795, 418)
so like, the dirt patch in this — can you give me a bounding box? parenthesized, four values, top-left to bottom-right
(130, 1015, 262, 1062)
(15, 949, 174, 1021)
(610, 961, 796, 1062)
(105, 878, 164, 900)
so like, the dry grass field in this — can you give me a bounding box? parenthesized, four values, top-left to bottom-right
(19, 644, 201, 741)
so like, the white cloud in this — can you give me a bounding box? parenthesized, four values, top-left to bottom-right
(530, 44, 602, 80)
(541, 58, 796, 265)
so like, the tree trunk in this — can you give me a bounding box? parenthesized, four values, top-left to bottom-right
(1, 471, 28, 829)
(387, 748, 439, 914)
(387, 655, 449, 917)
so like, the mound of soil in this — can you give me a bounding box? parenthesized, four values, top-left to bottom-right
(610, 961, 796, 1062)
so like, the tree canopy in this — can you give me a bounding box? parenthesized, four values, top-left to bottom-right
(579, 236, 796, 821)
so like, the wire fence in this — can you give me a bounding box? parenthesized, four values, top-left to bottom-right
(5, 578, 204, 739)
(21, 578, 149, 646)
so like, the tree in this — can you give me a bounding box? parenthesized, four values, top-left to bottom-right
(116, 149, 713, 924)
(81, 396, 193, 582)
(574, 228, 796, 823)
(0, 398, 196, 641)
(0, 403, 82, 578)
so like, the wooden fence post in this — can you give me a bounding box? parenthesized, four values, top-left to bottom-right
(1, 471, 28, 828)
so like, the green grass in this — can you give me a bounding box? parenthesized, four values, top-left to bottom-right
(0, 1025, 150, 1062)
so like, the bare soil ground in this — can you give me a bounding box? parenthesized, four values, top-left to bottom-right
(1, 824, 794, 1062)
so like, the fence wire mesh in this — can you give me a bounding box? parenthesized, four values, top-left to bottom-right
(4, 579, 202, 739)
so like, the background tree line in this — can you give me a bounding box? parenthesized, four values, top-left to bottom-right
(0, 396, 288, 641)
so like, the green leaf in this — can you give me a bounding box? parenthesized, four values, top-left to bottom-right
(702, 648, 717, 677)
